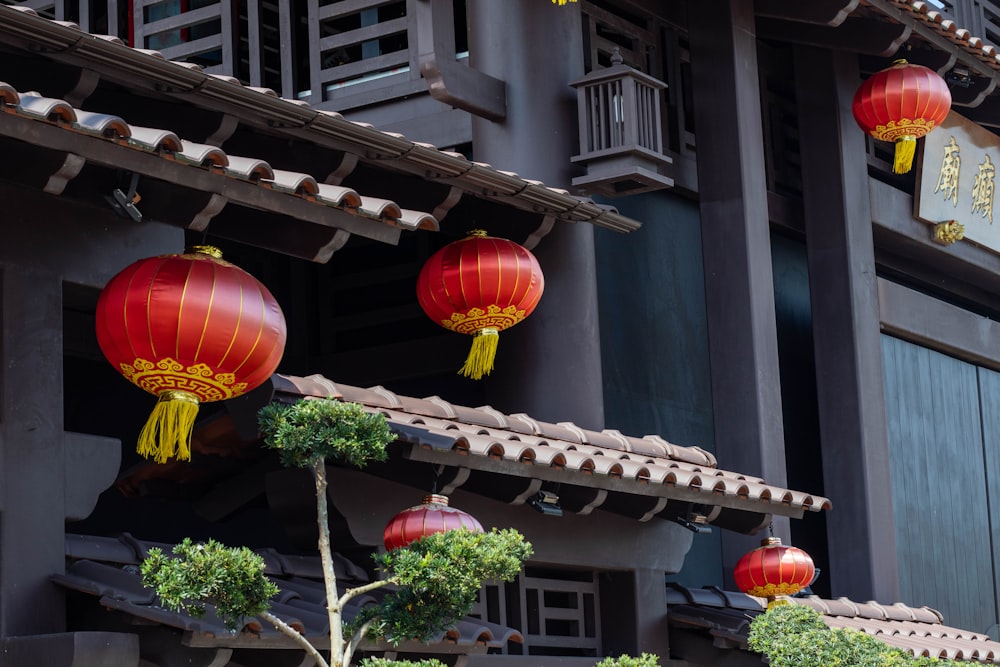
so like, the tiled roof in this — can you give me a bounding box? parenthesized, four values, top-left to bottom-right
(666, 584, 1000, 663)
(54, 533, 521, 655)
(265, 374, 831, 524)
(0, 81, 436, 260)
(0, 5, 641, 234)
(877, 0, 1000, 73)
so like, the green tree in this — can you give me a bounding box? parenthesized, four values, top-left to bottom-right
(141, 398, 532, 667)
(748, 604, 966, 667)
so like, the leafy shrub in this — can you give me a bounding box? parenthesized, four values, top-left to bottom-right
(362, 528, 533, 643)
(141, 538, 279, 631)
(596, 653, 660, 667)
(748, 604, 967, 667)
(359, 658, 447, 667)
(258, 398, 393, 468)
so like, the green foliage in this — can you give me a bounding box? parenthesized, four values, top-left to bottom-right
(140, 538, 279, 631)
(258, 398, 393, 469)
(596, 653, 660, 667)
(363, 528, 533, 644)
(359, 658, 447, 667)
(748, 604, 967, 667)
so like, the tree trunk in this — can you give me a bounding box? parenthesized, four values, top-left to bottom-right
(313, 460, 344, 666)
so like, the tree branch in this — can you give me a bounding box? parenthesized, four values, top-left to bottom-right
(260, 610, 331, 667)
(343, 617, 378, 667)
(338, 578, 393, 608)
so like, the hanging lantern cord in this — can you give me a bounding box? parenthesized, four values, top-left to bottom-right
(459, 327, 500, 379)
(893, 136, 918, 175)
(137, 390, 200, 463)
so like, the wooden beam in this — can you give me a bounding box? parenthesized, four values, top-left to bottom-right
(757, 16, 910, 57)
(755, 0, 859, 27)
(687, 0, 791, 569)
(878, 278, 1000, 372)
(0, 112, 401, 248)
(793, 46, 899, 602)
(403, 445, 804, 520)
(414, 0, 506, 121)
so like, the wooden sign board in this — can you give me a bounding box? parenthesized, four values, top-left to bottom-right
(915, 111, 998, 251)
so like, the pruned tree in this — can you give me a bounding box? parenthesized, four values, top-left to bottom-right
(141, 398, 532, 667)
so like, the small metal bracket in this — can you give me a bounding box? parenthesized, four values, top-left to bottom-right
(108, 172, 143, 222)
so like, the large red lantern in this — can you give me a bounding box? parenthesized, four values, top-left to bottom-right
(416, 230, 544, 380)
(96, 245, 287, 463)
(384, 494, 484, 551)
(734, 537, 815, 606)
(852, 59, 952, 175)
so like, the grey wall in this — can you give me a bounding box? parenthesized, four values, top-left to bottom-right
(770, 234, 829, 597)
(594, 191, 721, 588)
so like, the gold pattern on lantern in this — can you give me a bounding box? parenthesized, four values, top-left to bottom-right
(120, 357, 248, 401)
(441, 304, 528, 335)
(872, 118, 938, 142)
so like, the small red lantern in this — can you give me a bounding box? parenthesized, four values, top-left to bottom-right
(416, 230, 544, 380)
(852, 59, 952, 175)
(96, 245, 287, 463)
(734, 537, 815, 606)
(384, 494, 484, 551)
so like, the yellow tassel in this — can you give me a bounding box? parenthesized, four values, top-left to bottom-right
(893, 136, 917, 174)
(458, 328, 500, 380)
(137, 390, 200, 463)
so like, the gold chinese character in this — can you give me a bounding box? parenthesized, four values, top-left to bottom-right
(971, 154, 996, 223)
(935, 136, 961, 206)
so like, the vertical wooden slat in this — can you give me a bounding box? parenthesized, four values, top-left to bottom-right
(882, 336, 998, 634)
(219, 0, 233, 75)
(247, 0, 262, 86)
(107, 0, 120, 41)
(278, 0, 295, 98)
(975, 365, 1000, 629)
(306, 0, 322, 104)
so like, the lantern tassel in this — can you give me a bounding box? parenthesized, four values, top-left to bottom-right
(137, 390, 200, 463)
(893, 136, 917, 174)
(458, 328, 499, 380)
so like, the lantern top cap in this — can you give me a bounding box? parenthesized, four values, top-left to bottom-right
(422, 493, 450, 506)
(761, 536, 783, 547)
(467, 229, 488, 238)
(892, 58, 909, 66)
(188, 245, 223, 259)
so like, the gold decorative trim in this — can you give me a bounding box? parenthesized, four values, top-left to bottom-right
(120, 357, 247, 402)
(441, 304, 526, 335)
(932, 220, 965, 245)
(872, 118, 937, 142)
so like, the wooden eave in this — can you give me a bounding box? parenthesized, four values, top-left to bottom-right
(0, 6, 642, 235)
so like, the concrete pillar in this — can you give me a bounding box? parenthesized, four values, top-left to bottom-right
(467, 0, 605, 430)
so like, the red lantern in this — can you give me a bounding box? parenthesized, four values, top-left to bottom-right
(416, 230, 544, 380)
(852, 59, 952, 175)
(96, 245, 287, 463)
(734, 537, 815, 606)
(384, 494, 484, 551)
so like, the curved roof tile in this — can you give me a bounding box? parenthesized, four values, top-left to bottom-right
(268, 374, 831, 519)
(0, 5, 640, 233)
(0, 81, 438, 245)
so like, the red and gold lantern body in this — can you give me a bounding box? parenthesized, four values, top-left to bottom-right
(96, 246, 287, 462)
(852, 59, 952, 174)
(734, 537, 815, 604)
(416, 231, 544, 379)
(384, 494, 484, 551)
